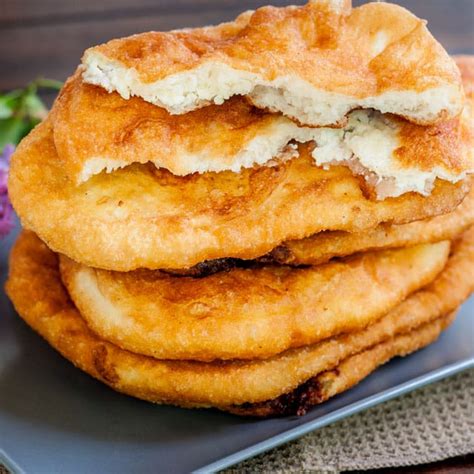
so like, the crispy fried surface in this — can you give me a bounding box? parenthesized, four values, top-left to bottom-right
(164, 184, 474, 274)
(275, 183, 474, 265)
(59, 241, 450, 361)
(9, 118, 469, 271)
(455, 56, 474, 98)
(53, 73, 298, 182)
(81, 1, 463, 125)
(52, 70, 473, 196)
(6, 228, 473, 408)
(228, 312, 455, 417)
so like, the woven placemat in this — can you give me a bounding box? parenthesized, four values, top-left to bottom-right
(224, 368, 474, 473)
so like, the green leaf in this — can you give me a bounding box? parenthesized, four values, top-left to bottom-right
(0, 117, 30, 149)
(0, 94, 21, 119)
(2, 89, 23, 101)
(34, 77, 63, 91)
(0, 100, 13, 119)
(23, 91, 48, 120)
(0, 77, 62, 149)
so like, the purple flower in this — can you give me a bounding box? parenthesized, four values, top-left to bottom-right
(0, 144, 15, 238)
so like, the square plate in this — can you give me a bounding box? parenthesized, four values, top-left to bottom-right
(1, 224, 473, 474)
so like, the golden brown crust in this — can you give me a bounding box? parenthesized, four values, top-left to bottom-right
(53, 72, 289, 182)
(393, 115, 469, 174)
(82, 1, 462, 124)
(350, 55, 473, 187)
(50, 67, 472, 184)
(228, 312, 455, 417)
(5, 228, 474, 408)
(59, 240, 450, 361)
(9, 118, 469, 271)
(170, 183, 474, 272)
(10, 56, 474, 271)
(455, 56, 474, 97)
(275, 183, 474, 265)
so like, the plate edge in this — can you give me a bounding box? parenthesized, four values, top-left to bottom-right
(195, 359, 474, 473)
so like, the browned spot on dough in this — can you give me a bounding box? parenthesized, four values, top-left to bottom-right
(92, 345, 119, 384)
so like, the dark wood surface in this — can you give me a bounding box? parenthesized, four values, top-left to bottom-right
(1, 1, 473, 472)
(0, 0, 473, 91)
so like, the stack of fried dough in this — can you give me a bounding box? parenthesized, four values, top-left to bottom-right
(6, 1, 474, 417)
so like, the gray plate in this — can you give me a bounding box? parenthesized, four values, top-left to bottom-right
(1, 223, 473, 474)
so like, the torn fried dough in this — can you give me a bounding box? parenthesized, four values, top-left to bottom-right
(52, 69, 473, 198)
(81, 1, 463, 126)
(9, 119, 469, 271)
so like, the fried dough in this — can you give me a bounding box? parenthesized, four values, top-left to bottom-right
(228, 312, 455, 417)
(9, 119, 469, 271)
(59, 241, 450, 361)
(274, 183, 474, 265)
(456, 56, 474, 97)
(6, 228, 473, 409)
(52, 72, 473, 198)
(81, 1, 463, 126)
(163, 184, 474, 275)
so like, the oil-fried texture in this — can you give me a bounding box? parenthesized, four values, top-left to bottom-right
(162, 183, 474, 275)
(6, 228, 473, 408)
(456, 56, 474, 97)
(53, 73, 300, 182)
(51, 70, 473, 197)
(59, 241, 450, 361)
(228, 312, 455, 417)
(8, 119, 469, 271)
(81, 1, 463, 126)
(275, 183, 474, 265)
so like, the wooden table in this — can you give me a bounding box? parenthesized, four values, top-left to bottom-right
(1, 1, 473, 472)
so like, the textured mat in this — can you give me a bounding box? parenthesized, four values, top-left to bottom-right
(225, 369, 474, 473)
